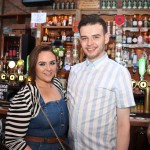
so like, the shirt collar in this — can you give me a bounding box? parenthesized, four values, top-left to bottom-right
(86, 52, 108, 68)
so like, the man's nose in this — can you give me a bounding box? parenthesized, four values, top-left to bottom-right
(87, 38, 94, 45)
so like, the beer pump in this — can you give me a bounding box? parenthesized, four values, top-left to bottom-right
(132, 57, 150, 113)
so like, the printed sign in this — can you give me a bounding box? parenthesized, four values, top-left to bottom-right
(31, 12, 47, 23)
(0, 84, 8, 100)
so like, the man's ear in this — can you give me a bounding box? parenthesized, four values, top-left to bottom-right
(105, 32, 110, 45)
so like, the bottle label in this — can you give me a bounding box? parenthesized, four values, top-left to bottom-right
(43, 36, 47, 42)
(138, 36, 143, 44)
(132, 21, 137, 26)
(138, 21, 143, 27)
(132, 38, 137, 43)
(127, 37, 132, 44)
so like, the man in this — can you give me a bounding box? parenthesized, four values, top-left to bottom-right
(147, 124, 150, 144)
(67, 14, 135, 150)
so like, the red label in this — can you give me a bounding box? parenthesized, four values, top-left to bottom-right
(115, 15, 125, 26)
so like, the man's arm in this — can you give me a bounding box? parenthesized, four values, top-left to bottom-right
(147, 124, 150, 144)
(116, 107, 131, 150)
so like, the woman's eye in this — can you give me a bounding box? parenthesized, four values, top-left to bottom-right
(50, 61, 56, 65)
(39, 63, 45, 66)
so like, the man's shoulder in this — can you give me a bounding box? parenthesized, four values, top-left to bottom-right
(71, 61, 86, 71)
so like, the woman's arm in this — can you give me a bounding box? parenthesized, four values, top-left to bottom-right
(5, 86, 33, 150)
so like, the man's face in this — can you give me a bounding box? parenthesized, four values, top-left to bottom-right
(79, 23, 109, 62)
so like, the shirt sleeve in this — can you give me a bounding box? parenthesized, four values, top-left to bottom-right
(5, 87, 32, 150)
(115, 67, 135, 108)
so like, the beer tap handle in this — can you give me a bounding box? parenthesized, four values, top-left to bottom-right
(138, 57, 146, 81)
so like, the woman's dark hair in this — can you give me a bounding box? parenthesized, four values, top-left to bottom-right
(78, 14, 107, 34)
(28, 45, 57, 84)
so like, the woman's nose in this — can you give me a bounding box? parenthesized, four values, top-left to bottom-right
(46, 64, 51, 70)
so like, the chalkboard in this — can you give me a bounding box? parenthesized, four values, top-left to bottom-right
(0, 84, 8, 100)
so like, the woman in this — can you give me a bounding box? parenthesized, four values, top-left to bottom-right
(5, 45, 69, 150)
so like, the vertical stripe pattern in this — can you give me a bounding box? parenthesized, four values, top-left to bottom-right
(67, 54, 135, 150)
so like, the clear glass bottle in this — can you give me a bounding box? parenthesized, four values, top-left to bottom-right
(143, 16, 148, 27)
(132, 0, 137, 9)
(70, 0, 75, 9)
(127, 0, 131, 9)
(102, 0, 106, 9)
(143, 0, 148, 9)
(132, 32, 138, 44)
(138, 15, 143, 28)
(137, 31, 143, 44)
(122, 31, 127, 44)
(122, 0, 127, 9)
(132, 15, 137, 27)
(138, 0, 142, 9)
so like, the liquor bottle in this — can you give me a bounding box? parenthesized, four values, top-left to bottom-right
(2, 55, 7, 73)
(138, 0, 142, 9)
(56, 0, 60, 9)
(68, 15, 73, 26)
(52, 0, 56, 9)
(122, 31, 127, 44)
(112, 21, 116, 37)
(132, 32, 138, 44)
(72, 49, 79, 65)
(60, 0, 65, 9)
(16, 41, 20, 58)
(127, 0, 131, 9)
(64, 48, 72, 71)
(132, 0, 137, 9)
(107, 21, 111, 35)
(112, 0, 116, 9)
(148, 31, 150, 44)
(61, 30, 66, 41)
(12, 41, 17, 57)
(107, 48, 111, 58)
(126, 32, 132, 44)
(65, 0, 70, 9)
(102, 0, 106, 9)
(111, 48, 115, 60)
(122, 0, 127, 9)
(147, 17, 150, 27)
(70, 0, 75, 9)
(137, 31, 143, 44)
(107, 0, 111, 9)
(42, 32, 48, 42)
(143, 0, 148, 9)
(132, 15, 137, 27)
(138, 15, 143, 28)
(123, 17, 127, 27)
(143, 16, 148, 27)
(143, 32, 148, 44)
(8, 43, 13, 59)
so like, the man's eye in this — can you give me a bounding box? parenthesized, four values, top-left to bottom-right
(81, 37, 87, 41)
(50, 61, 56, 65)
(93, 36, 100, 39)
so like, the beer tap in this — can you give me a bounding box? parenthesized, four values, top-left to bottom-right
(138, 57, 150, 113)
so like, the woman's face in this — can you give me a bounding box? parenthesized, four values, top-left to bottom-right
(35, 51, 57, 83)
